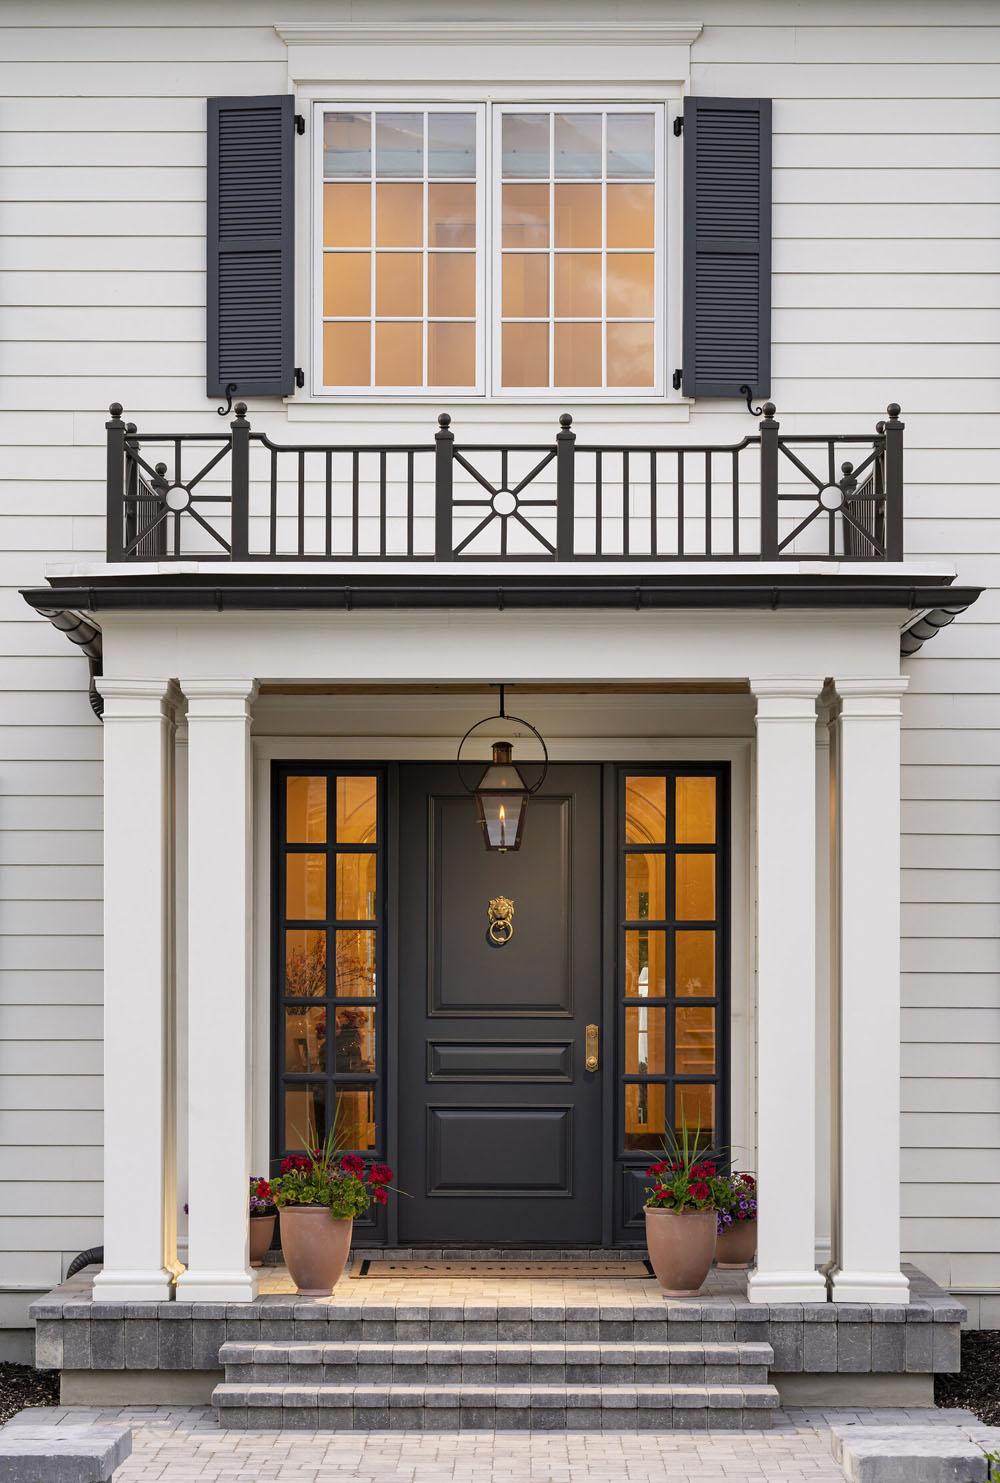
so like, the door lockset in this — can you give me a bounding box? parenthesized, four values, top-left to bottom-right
(585, 1023, 599, 1072)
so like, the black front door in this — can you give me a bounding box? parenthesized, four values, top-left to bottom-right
(398, 764, 603, 1245)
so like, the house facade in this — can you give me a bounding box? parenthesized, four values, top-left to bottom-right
(2, 0, 998, 1384)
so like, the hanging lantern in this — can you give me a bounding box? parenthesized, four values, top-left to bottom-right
(457, 689, 549, 854)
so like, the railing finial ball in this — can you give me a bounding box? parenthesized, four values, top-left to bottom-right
(841, 460, 854, 475)
(438, 411, 451, 428)
(125, 422, 137, 435)
(234, 401, 248, 419)
(559, 412, 573, 429)
(762, 401, 776, 418)
(109, 402, 123, 419)
(887, 402, 901, 420)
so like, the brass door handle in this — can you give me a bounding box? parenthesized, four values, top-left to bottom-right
(585, 1023, 599, 1072)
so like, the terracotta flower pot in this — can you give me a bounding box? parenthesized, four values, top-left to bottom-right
(278, 1206, 353, 1296)
(715, 1218, 757, 1269)
(249, 1213, 276, 1267)
(645, 1206, 717, 1296)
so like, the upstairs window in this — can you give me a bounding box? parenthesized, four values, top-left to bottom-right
(314, 102, 663, 398)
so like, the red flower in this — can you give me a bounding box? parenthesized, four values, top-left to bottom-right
(740, 1174, 756, 1187)
(701, 1162, 717, 1176)
(339, 1154, 364, 1178)
(280, 1154, 311, 1174)
(646, 1161, 668, 1177)
(254, 1179, 272, 1200)
(687, 1181, 710, 1202)
(671, 1161, 682, 1172)
(368, 1163, 392, 1186)
(372, 1187, 388, 1205)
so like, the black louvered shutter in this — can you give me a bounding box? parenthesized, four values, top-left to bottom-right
(207, 95, 295, 398)
(681, 97, 771, 400)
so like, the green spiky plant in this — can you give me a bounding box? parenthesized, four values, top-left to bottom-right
(270, 1123, 396, 1218)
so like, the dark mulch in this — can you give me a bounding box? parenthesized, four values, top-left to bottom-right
(0, 1363, 59, 1425)
(936, 1330, 1000, 1426)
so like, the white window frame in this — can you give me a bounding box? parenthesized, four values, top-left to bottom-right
(310, 98, 671, 403)
(491, 104, 665, 399)
(312, 102, 488, 398)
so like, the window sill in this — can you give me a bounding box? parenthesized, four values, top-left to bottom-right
(284, 396, 693, 424)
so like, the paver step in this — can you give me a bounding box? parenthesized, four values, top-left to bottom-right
(219, 1339, 774, 1387)
(211, 1380, 781, 1431)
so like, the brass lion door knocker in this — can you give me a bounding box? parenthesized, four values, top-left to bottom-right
(487, 896, 514, 946)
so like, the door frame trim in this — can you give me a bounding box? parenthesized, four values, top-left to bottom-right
(253, 735, 753, 1247)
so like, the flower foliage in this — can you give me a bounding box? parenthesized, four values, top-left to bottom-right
(269, 1128, 399, 1220)
(249, 1177, 275, 1216)
(643, 1116, 730, 1213)
(716, 1172, 757, 1234)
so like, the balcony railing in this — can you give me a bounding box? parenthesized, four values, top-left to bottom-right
(105, 401, 904, 565)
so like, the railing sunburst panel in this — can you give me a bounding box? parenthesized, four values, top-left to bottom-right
(104, 400, 902, 564)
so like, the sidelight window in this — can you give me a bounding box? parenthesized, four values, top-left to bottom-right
(275, 766, 384, 1168)
(619, 769, 727, 1182)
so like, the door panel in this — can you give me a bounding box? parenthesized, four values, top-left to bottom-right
(398, 764, 602, 1244)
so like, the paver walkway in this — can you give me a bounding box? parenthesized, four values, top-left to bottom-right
(22, 1404, 985, 1481)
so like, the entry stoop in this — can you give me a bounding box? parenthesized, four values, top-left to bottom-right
(211, 1331, 780, 1430)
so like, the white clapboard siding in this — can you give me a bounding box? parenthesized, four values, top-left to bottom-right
(0, 0, 999, 1307)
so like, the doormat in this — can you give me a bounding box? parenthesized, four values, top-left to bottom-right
(357, 1259, 652, 1277)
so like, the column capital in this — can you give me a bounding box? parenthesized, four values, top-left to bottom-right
(97, 676, 178, 720)
(179, 678, 258, 718)
(832, 676, 909, 720)
(750, 676, 824, 722)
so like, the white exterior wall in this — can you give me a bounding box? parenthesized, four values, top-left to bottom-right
(1, 0, 998, 1327)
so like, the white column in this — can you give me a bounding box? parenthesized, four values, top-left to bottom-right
(175, 679, 258, 1302)
(814, 704, 833, 1270)
(174, 720, 189, 1264)
(747, 678, 827, 1304)
(92, 679, 178, 1301)
(829, 677, 910, 1304)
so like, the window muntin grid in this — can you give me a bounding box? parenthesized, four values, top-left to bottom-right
(318, 106, 485, 394)
(314, 102, 665, 399)
(493, 106, 664, 395)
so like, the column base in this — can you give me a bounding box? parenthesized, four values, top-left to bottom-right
(829, 1265, 911, 1304)
(91, 1268, 176, 1303)
(175, 1268, 259, 1303)
(746, 1268, 828, 1304)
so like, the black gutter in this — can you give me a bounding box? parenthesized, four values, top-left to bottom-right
(19, 575, 983, 615)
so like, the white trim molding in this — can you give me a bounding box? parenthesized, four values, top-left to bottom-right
(276, 22, 704, 48)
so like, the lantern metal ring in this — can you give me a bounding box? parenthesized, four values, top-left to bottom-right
(457, 686, 549, 852)
(455, 687, 549, 797)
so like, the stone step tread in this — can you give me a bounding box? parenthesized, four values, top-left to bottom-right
(219, 1340, 774, 1364)
(212, 1382, 780, 1410)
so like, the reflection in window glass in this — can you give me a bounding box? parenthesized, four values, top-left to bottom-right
(285, 1006, 327, 1073)
(607, 112, 655, 177)
(285, 1084, 326, 1150)
(334, 1006, 376, 1073)
(337, 777, 378, 844)
(676, 1006, 715, 1074)
(286, 854, 326, 920)
(675, 930, 715, 997)
(676, 776, 717, 844)
(337, 852, 377, 922)
(625, 1081, 666, 1151)
(624, 929, 666, 999)
(501, 112, 549, 177)
(336, 929, 376, 997)
(625, 853, 664, 922)
(554, 112, 602, 176)
(428, 112, 476, 175)
(625, 1005, 666, 1075)
(625, 776, 666, 844)
(375, 112, 423, 176)
(675, 1083, 715, 1148)
(323, 112, 371, 176)
(285, 929, 327, 998)
(333, 1088, 377, 1151)
(676, 854, 715, 921)
(286, 777, 327, 844)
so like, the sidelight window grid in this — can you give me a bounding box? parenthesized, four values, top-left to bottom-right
(616, 766, 728, 1182)
(273, 764, 386, 1179)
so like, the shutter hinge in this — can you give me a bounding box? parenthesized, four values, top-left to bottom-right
(294, 367, 305, 389)
(672, 115, 684, 137)
(672, 369, 683, 391)
(294, 114, 305, 136)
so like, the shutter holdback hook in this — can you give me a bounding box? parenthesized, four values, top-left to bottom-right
(740, 384, 765, 417)
(217, 383, 238, 417)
